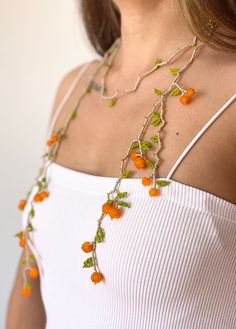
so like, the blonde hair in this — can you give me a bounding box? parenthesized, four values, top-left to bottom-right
(178, 0, 236, 51)
(80, 0, 236, 55)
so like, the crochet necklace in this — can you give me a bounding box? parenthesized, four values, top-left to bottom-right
(16, 35, 203, 296)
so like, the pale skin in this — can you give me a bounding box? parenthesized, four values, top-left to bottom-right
(6, 0, 236, 328)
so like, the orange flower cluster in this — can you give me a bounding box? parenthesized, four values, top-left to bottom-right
(18, 199, 27, 211)
(17, 186, 49, 296)
(130, 152, 159, 197)
(18, 191, 49, 212)
(33, 191, 49, 203)
(47, 134, 59, 147)
(21, 267, 39, 297)
(102, 202, 122, 219)
(130, 151, 147, 169)
(16, 234, 39, 297)
(180, 88, 196, 105)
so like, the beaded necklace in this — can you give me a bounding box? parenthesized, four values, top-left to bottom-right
(16, 35, 203, 296)
(99, 36, 198, 107)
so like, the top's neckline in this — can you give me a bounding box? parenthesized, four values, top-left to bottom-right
(45, 162, 236, 222)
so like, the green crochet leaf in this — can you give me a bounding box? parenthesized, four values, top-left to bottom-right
(169, 68, 179, 76)
(121, 170, 131, 178)
(83, 257, 93, 268)
(29, 253, 36, 261)
(156, 179, 171, 187)
(150, 135, 160, 143)
(141, 141, 152, 151)
(154, 58, 162, 66)
(170, 86, 181, 96)
(70, 111, 77, 120)
(150, 112, 162, 126)
(117, 192, 128, 198)
(29, 208, 35, 218)
(108, 98, 116, 107)
(95, 227, 105, 243)
(130, 141, 139, 150)
(117, 201, 131, 208)
(154, 88, 164, 96)
(27, 223, 34, 232)
(145, 158, 155, 169)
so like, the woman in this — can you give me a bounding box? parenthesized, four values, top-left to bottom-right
(6, 0, 236, 328)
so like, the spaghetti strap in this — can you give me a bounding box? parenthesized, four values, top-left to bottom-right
(166, 92, 236, 179)
(46, 60, 93, 140)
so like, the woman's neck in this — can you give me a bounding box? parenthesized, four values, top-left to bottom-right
(112, 0, 196, 74)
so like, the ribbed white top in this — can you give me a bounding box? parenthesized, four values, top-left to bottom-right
(22, 161, 236, 329)
(21, 60, 236, 328)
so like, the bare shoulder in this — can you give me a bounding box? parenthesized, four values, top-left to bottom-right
(208, 49, 236, 130)
(219, 51, 236, 132)
(216, 50, 236, 96)
(49, 59, 100, 123)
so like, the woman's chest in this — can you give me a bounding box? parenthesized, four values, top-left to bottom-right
(52, 89, 236, 203)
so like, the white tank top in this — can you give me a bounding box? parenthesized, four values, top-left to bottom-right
(21, 60, 236, 329)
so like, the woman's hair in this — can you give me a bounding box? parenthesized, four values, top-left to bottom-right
(80, 0, 236, 55)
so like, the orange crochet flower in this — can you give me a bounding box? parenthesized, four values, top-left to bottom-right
(180, 94, 191, 105)
(21, 288, 31, 297)
(33, 193, 43, 202)
(19, 239, 26, 248)
(28, 267, 39, 279)
(39, 191, 49, 200)
(91, 271, 104, 284)
(180, 87, 196, 105)
(81, 241, 94, 253)
(108, 205, 122, 219)
(18, 199, 27, 211)
(130, 151, 139, 161)
(141, 176, 152, 186)
(186, 87, 196, 97)
(149, 187, 159, 197)
(102, 202, 113, 214)
(134, 156, 147, 169)
(47, 134, 59, 147)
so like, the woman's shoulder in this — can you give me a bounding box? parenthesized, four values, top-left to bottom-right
(207, 49, 236, 117)
(215, 51, 236, 136)
(48, 59, 100, 124)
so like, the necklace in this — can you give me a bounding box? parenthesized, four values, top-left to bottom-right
(16, 36, 203, 296)
(90, 36, 198, 107)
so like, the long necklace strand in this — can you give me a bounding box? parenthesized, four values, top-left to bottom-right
(16, 36, 203, 296)
(100, 36, 198, 106)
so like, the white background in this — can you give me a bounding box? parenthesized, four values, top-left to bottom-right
(0, 0, 99, 326)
